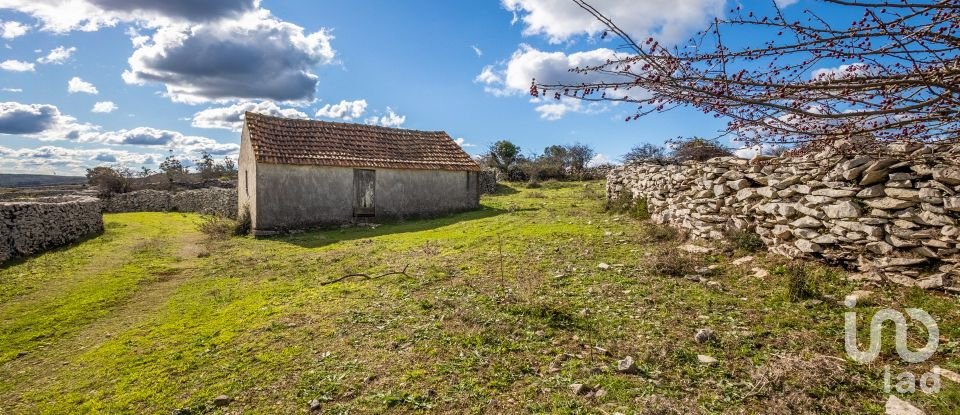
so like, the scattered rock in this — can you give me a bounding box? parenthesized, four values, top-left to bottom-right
(569, 383, 591, 396)
(697, 354, 718, 364)
(679, 244, 712, 254)
(213, 395, 232, 407)
(885, 395, 925, 415)
(308, 399, 322, 412)
(731, 256, 754, 266)
(752, 268, 769, 278)
(694, 328, 717, 344)
(597, 262, 611, 270)
(844, 290, 874, 307)
(616, 356, 638, 374)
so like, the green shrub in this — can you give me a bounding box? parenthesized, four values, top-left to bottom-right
(777, 262, 816, 302)
(641, 223, 678, 243)
(605, 196, 650, 220)
(728, 230, 765, 252)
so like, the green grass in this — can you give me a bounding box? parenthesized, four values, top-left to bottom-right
(0, 181, 957, 414)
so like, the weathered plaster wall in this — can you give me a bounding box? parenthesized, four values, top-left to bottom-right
(0, 196, 103, 263)
(606, 143, 960, 292)
(238, 125, 257, 226)
(252, 164, 480, 232)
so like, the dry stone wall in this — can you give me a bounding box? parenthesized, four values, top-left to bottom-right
(103, 188, 237, 218)
(479, 170, 497, 195)
(0, 196, 103, 263)
(606, 143, 960, 292)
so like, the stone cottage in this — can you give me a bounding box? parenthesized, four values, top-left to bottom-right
(238, 112, 481, 234)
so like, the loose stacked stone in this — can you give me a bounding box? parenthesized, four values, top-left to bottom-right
(0, 196, 103, 263)
(606, 142, 960, 292)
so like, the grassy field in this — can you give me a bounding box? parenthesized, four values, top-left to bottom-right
(1, 181, 958, 414)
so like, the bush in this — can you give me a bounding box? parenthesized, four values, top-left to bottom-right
(728, 230, 765, 252)
(779, 262, 816, 302)
(606, 196, 650, 220)
(525, 178, 542, 188)
(197, 215, 236, 240)
(234, 208, 251, 236)
(640, 223, 678, 243)
(647, 248, 701, 277)
(86, 166, 130, 196)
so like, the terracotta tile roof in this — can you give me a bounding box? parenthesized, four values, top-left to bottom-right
(244, 112, 480, 172)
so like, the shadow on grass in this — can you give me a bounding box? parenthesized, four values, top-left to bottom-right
(270, 205, 509, 249)
(483, 184, 519, 196)
(0, 229, 106, 269)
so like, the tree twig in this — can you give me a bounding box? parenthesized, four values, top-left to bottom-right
(320, 264, 411, 286)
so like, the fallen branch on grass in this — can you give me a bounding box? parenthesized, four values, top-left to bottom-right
(320, 264, 411, 286)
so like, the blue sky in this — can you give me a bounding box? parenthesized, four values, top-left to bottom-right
(0, 0, 812, 175)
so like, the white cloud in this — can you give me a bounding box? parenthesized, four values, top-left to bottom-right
(79, 126, 238, 155)
(192, 100, 308, 131)
(1, 88, 22, 92)
(471, 45, 482, 57)
(587, 153, 613, 167)
(91, 101, 117, 113)
(0, 145, 162, 175)
(0, 0, 257, 33)
(364, 107, 405, 128)
(478, 45, 633, 98)
(315, 99, 367, 121)
(0, 59, 35, 72)
(0, 20, 30, 39)
(454, 137, 477, 148)
(0, 101, 97, 139)
(502, 0, 724, 45)
(37, 46, 76, 64)
(122, 10, 335, 104)
(67, 77, 98, 94)
(811, 63, 873, 81)
(532, 96, 606, 120)
(775, 0, 801, 7)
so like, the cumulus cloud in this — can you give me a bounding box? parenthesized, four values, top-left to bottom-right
(122, 10, 335, 104)
(479, 45, 633, 119)
(0, 20, 29, 39)
(37, 46, 76, 64)
(67, 77, 98, 94)
(91, 101, 117, 113)
(364, 107, 405, 128)
(0, 59, 35, 72)
(478, 45, 629, 97)
(502, 0, 724, 45)
(454, 137, 476, 148)
(587, 153, 613, 167)
(192, 100, 308, 131)
(0, 145, 162, 175)
(0, 0, 257, 33)
(532, 96, 606, 120)
(0, 101, 95, 138)
(80, 127, 239, 155)
(811, 63, 874, 81)
(86, 0, 257, 22)
(315, 99, 367, 121)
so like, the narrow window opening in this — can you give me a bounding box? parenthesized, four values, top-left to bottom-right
(244, 170, 249, 196)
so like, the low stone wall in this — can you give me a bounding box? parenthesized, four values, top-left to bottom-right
(0, 196, 103, 263)
(103, 188, 237, 218)
(479, 170, 497, 195)
(606, 143, 960, 292)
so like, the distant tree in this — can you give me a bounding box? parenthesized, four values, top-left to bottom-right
(623, 143, 668, 165)
(85, 166, 129, 196)
(669, 137, 732, 162)
(158, 152, 186, 184)
(138, 167, 155, 178)
(565, 143, 594, 172)
(220, 157, 237, 175)
(194, 151, 217, 179)
(487, 140, 521, 174)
